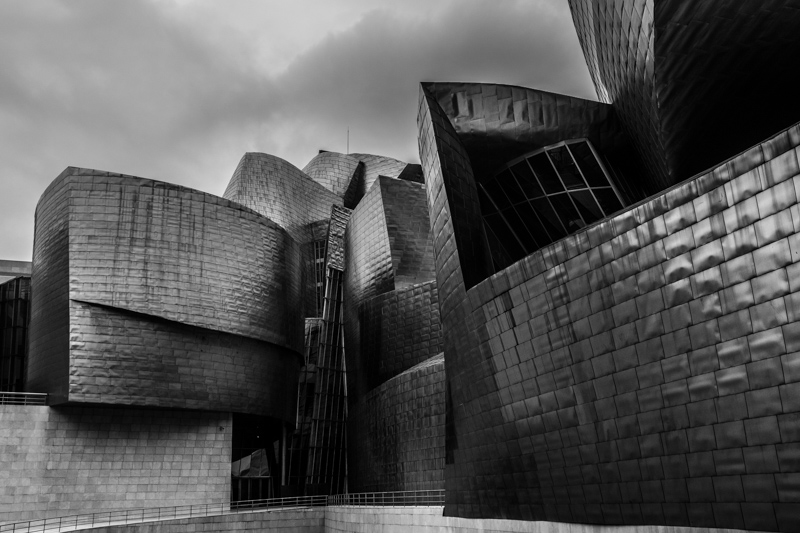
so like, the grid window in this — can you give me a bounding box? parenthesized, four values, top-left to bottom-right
(480, 139, 625, 270)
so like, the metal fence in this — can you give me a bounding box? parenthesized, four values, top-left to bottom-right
(0, 490, 444, 533)
(328, 490, 445, 506)
(0, 392, 46, 405)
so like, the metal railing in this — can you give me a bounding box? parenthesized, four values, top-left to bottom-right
(230, 495, 327, 511)
(0, 392, 47, 406)
(0, 490, 444, 533)
(328, 490, 444, 506)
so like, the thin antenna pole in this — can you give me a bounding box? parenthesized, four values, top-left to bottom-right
(346, 127, 349, 154)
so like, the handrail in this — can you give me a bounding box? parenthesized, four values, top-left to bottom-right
(0, 490, 444, 532)
(328, 489, 445, 506)
(0, 392, 47, 406)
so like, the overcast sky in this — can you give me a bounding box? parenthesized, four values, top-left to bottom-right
(0, 0, 596, 261)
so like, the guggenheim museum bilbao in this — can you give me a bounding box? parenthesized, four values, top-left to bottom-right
(3, 0, 800, 531)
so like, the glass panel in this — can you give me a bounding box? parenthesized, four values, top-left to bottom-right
(496, 168, 526, 202)
(569, 141, 608, 187)
(478, 186, 498, 215)
(509, 161, 544, 199)
(503, 206, 538, 253)
(532, 198, 567, 240)
(482, 177, 509, 210)
(483, 222, 514, 272)
(528, 153, 563, 194)
(570, 190, 604, 225)
(547, 146, 586, 190)
(502, 206, 537, 251)
(549, 193, 585, 232)
(593, 188, 624, 216)
(484, 212, 525, 258)
(514, 201, 548, 247)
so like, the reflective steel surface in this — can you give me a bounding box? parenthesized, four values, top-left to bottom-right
(28, 169, 303, 420)
(421, 95, 800, 528)
(569, 0, 800, 187)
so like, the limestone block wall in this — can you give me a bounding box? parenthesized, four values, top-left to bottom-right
(80, 510, 324, 533)
(0, 405, 231, 525)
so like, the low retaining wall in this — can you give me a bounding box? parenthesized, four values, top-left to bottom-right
(71, 506, 764, 533)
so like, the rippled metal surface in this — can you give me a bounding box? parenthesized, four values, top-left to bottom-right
(27, 169, 303, 419)
(569, 0, 800, 188)
(348, 353, 445, 492)
(422, 101, 800, 529)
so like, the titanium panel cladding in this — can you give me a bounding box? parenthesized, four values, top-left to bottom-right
(302, 151, 362, 201)
(569, 0, 800, 186)
(420, 82, 646, 202)
(27, 168, 303, 419)
(356, 281, 442, 396)
(223, 152, 342, 240)
(348, 153, 414, 194)
(435, 120, 800, 531)
(343, 176, 438, 402)
(348, 353, 445, 493)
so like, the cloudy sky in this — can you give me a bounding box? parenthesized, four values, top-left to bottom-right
(0, 0, 596, 261)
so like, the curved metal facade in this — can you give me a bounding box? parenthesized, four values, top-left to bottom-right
(27, 168, 303, 420)
(348, 153, 416, 194)
(355, 281, 442, 396)
(223, 152, 342, 239)
(348, 353, 445, 493)
(420, 81, 800, 528)
(343, 175, 437, 402)
(569, 0, 800, 188)
(302, 151, 363, 202)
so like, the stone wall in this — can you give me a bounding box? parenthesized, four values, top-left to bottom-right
(78, 509, 324, 533)
(0, 405, 231, 524)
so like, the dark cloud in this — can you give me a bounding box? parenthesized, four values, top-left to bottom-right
(0, 0, 594, 260)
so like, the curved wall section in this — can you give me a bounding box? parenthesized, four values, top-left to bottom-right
(349, 153, 412, 194)
(223, 152, 341, 239)
(439, 121, 800, 531)
(354, 281, 442, 397)
(419, 82, 644, 197)
(343, 175, 437, 401)
(302, 151, 361, 200)
(568, 0, 800, 187)
(348, 353, 445, 493)
(27, 168, 303, 419)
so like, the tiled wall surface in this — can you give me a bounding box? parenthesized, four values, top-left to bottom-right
(568, 0, 662, 186)
(27, 169, 303, 417)
(445, 122, 800, 531)
(65, 172, 303, 349)
(0, 405, 231, 524)
(223, 152, 341, 241)
(69, 301, 300, 419)
(344, 176, 438, 402)
(302, 152, 360, 199)
(379, 178, 436, 289)
(358, 281, 442, 390)
(568, 0, 800, 186)
(223, 152, 342, 318)
(28, 172, 71, 400)
(348, 153, 410, 196)
(348, 354, 445, 492)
